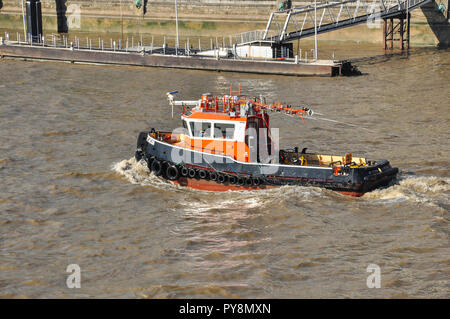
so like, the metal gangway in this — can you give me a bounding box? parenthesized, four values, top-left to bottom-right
(243, 0, 432, 44)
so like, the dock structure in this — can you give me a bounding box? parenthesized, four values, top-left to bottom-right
(252, 0, 431, 51)
(0, 35, 355, 77)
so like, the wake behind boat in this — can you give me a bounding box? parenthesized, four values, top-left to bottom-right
(134, 85, 398, 196)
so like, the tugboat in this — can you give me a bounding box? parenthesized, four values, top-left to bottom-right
(134, 85, 398, 196)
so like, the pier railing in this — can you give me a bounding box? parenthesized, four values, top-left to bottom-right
(1, 31, 338, 63)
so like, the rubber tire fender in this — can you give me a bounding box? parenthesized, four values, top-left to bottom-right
(228, 175, 237, 184)
(209, 171, 218, 181)
(188, 168, 197, 178)
(166, 165, 179, 181)
(151, 159, 162, 176)
(217, 174, 226, 183)
(245, 178, 253, 187)
(237, 177, 245, 186)
(180, 166, 189, 177)
(198, 170, 208, 179)
(252, 177, 261, 187)
(135, 150, 143, 162)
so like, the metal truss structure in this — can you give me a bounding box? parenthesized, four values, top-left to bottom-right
(251, 0, 432, 44)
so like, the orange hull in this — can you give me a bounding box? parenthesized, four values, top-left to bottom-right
(335, 191, 365, 197)
(173, 177, 276, 192)
(172, 177, 365, 196)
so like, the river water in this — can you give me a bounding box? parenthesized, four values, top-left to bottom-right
(0, 45, 449, 298)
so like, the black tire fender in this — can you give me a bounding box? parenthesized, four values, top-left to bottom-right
(151, 159, 162, 176)
(166, 165, 179, 181)
(135, 150, 143, 162)
(180, 166, 189, 177)
(209, 171, 218, 181)
(198, 170, 208, 179)
(252, 177, 261, 186)
(188, 168, 196, 178)
(217, 174, 226, 183)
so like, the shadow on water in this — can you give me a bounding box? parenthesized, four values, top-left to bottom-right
(350, 45, 446, 68)
(421, 2, 450, 46)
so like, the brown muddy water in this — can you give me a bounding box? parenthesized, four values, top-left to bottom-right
(0, 45, 449, 298)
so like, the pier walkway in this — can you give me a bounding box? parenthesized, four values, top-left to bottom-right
(235, 0, 432, 44)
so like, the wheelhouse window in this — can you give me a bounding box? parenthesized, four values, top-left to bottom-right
(213, 123, 235, 139)
(189, 121, 212, 138)
(182, 119, 189, 133)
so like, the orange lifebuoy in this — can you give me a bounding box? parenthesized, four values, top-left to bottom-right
(333, 167, 341, 176)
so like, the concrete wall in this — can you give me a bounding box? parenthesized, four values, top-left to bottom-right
(0, 0, 448, 45)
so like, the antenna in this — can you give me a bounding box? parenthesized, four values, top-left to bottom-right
(167, 90, 178, 118)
